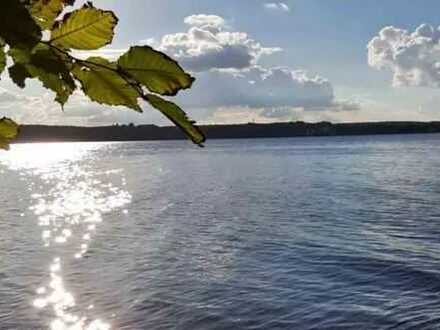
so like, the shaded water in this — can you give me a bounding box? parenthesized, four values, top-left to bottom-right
(1, 135, 440, 329)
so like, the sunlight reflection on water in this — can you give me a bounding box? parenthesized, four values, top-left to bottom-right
(2, 137, 440, 329)
(1, 143, 131, 330)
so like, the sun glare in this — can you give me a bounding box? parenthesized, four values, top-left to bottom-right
(0, 143, 103, 172)
(1, 142, 131, 329)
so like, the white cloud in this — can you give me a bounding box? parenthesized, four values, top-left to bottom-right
(368, 24, 440, 87)
(0, 13, 358, 127)
(183, 14, 226, 29)
(73, 48, 127, 61)
(264, 2, 290, 12)
(152, 14, 282, 72)
(0, 88, 19, 103)
(204, 103, 363, 125)
(148, 15, 358, 119)
(0, 87, 149, 126)
(178, 66, 337, 109)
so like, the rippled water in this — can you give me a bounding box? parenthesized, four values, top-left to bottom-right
(1, 135, 440, 329)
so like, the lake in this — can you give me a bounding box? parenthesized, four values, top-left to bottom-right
(1, 134, 440, 329)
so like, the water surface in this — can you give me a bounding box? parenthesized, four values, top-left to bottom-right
(1, 135, 440, 329)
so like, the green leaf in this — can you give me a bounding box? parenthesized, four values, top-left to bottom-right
(8, 63, 31, 88)
(0, 0, 42, 49)
(9, 45, 76, 106)
(0, 40, 6, 79)
(0, 117, 19, 150)
(145, 94, 205, 146)
(118, 46, 195, 96)
(50, 4, 118, 50)
(72, 57, 142, 111)
(29, 0, 75, 30)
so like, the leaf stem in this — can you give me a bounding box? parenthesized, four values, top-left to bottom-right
(41, 41, 147, 98)
(37, 42, 205, 146)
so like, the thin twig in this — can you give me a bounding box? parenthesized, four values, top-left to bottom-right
(41, 40, 147, 99)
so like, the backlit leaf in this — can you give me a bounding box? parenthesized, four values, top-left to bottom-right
(0, 0, 42, 49)
(0, 1, 204, 147)
(0, 39, 6, 78)
(50, 4, 118, 50)
(72, 57, 142, 111)
(9, 45, 76, 106)
(8, 63, 31, 88)
(0, 117, 19, 150)
(146, 94, 205, 146)
(118, 46, 195, 96)
(30, 0, 75, 30)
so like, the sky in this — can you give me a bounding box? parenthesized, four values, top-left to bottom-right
(3, 0, 440, 126)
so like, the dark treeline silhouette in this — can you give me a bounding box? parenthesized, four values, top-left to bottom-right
(15, 121, 440, 143)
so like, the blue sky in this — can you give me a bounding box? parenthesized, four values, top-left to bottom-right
(2, 0, 440, 126)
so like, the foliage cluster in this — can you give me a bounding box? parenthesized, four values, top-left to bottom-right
(0, 0, 206, 149)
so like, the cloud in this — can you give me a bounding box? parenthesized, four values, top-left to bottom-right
(73, 48, 127, 61)
(152, 14, 282, 72)
(0, 86, 151, 127)
(178, 66, 337, 109)
(368, 24, 440, 87)
(204, 104, 363, 125)
(61, 14, 361, 125)
(176, 66, 360, 117)
(0, 13, 358, 127)
(146, 14, 358, 118)
(183, 14, 226, 29)
(208, 106, 297, 124)
(0, 88, 19, 103)
(264, 2, 290, 12)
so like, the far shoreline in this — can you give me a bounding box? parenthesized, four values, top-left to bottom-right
(14, 121, 440, 144)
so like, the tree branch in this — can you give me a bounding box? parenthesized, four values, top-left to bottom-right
(41, 41, 147, 99)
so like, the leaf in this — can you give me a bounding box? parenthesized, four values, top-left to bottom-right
(72, 57, 142, 111)
(0, 40, 6, 78)
(8, 45, 76, 106)
(29, 0, 75, 30)
(118, 46, 195, 96)
(0, 0, 42, 49)
(8, 63, 31, 88)
(0, 117, 19, 150)
(50, 4, 118, 50)
(145, 94, 205, 146)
